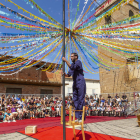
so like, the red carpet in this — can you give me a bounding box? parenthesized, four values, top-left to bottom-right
(0, 116, 136, 134)
(19, 126, 134, 140)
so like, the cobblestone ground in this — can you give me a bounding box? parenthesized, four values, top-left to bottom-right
(0, 118, 139, 140)
(69, 118, 140, 140)
(0, 132, 36, 140)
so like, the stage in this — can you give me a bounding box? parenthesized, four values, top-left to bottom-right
(0, 116, 139, 140)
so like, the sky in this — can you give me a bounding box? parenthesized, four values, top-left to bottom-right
(0, 0, 140, 80)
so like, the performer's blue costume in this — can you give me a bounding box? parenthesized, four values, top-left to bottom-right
(67, 60, 86, 120)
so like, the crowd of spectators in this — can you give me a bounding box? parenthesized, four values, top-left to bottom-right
(0, 93, 139, 123)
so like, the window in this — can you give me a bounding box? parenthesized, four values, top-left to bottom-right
(105, 15, 111, 25)
(40, 89, 53, 95)
(6, 88, 22, 95)
(129, 10, 134, 24)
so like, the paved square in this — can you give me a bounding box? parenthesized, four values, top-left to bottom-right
(0, 118, 139, 140)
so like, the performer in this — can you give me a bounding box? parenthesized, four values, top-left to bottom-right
(62, 53, 86, 121)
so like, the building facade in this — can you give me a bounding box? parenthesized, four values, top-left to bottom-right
(95, 0, 140, 99)
(0, 60, 62, 97)
(65, 77, 100, 97)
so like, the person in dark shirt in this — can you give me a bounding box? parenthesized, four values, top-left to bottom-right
(29, 100, 34, 106)
(115, 93, 119, 99)
(12, 99, 17, 105)
(62, 53, 86, 121)
(122, 93, 127, 102)
(108, 94, 111, 105)
(28, 105, 35, 119)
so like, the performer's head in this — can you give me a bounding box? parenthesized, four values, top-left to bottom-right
(71, 53, 78, 62)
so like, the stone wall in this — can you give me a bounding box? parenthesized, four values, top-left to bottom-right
(96, 0, 140, 100)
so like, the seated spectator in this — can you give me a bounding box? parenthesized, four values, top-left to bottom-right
(36, 100, 41, 107)
(97, 105, 102, 116)
(108, 94, 111, 105)
(122, 93, 128, 103)
(22, 96, 26, 102)
(115, 93, 119, 99)
(25, 96, 29, 102)
(101, 105, 106, 116)
(51, 104, 56, 117)
(11, 105, 18, 122)
(93, 94, 97, 101)
(45, 109, 50, 117)
(23, 105, 28, 119)
(12, 99, 17, 105)
(114, 105, 121, 117)
(104, 100, 108, 107)
(89, 95, 93, 100)
(100, 97, 105, 106)
(40, 104, 45, 118)
(85, 99, 88, 106)
(85, 105, 89, 116)
(136, 93, 139, 102)
(18, 99, 23, 108)
(56, 105, 60, 116)
(106, 105, 112, 116)
(37, 106, 42, 118)
(7, 95, 11, 102)
(46, 104, 51, 115)
(116, 96, 121, 105)
(3, 109, 13, 123)
(12, 95, 16, 101)
(28, 105, 35, 119)
(17, 106, 23, 120)
(0, 101, 2, 110)
(16, 95, 21, 101)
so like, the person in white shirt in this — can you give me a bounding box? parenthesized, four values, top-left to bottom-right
(18, 99, 23, 107)
(17, 106, 23, 120)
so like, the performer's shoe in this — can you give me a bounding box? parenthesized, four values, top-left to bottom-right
(75, 119, 79, 122)
(78, 119, 82, 123)
(75, 119, 82, 123)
